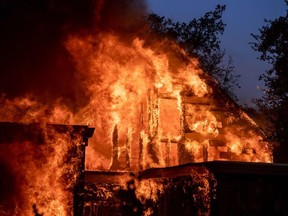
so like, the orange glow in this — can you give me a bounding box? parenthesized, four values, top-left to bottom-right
(65, 32, 272, 169)
(0, 15, 273, 216)
(0, 31, 272, 175)
(158, 99, 181, 138)
(0, 2, 274, 215)
(0, 125, 84, 215)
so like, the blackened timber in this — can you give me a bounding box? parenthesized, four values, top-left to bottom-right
(139, 134, 144, 170)
(203, 142, 208, 162)
(85, 170, 131, 184)
(147, 88, 160, 166)
(83, 161, 288, 183)
(137, 161, 288, 179)
(110, 124, 119, 170)
(185, 132, 225, 141)
(160, 138, 179, 143)
(182, 96, 215, 105)
(125, 131, 131, 169)
(209, 140, 226, 147)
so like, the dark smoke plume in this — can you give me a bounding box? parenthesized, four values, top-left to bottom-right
(0, 0, 147, 111)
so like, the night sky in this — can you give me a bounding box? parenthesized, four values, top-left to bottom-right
(0, 0, 286, 107)
(147, 0, 287, 105)
(0, 0, 146, 110)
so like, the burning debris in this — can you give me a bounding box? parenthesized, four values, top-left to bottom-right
(84, 166, 216, 216)
(84, 162, 288, 216)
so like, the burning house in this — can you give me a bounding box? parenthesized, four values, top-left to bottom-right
(1, 0, 286, 215)
(105, 68, 272, 171)
(73, 36, 272, 171)
(78, 37, 277, 215)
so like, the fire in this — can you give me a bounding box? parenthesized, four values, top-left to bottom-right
(0, 31, 272, 174)
(0, 124, 86, 215)
(65, 31, 271, 170)
(0, 1, 273, 214)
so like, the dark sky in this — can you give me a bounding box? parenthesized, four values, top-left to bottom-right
(147, 0, 287, 105)
(0, 0, 286, 107)
(0, 0, 146, 110)
(0, 0, 96, 108)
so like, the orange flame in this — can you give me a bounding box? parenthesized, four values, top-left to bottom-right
(0, 125, 83, 215)
(0, 10, 272, 215)
(0, 31, 272, 175)
(64, 32, 272, 170)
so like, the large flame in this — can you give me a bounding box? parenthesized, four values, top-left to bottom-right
(0, 31, 272, 172)
(0, 0, 272, 214)
(64, 32, 272, 170)
(66, 33, 213, 169)
(0, 125, 84, 215)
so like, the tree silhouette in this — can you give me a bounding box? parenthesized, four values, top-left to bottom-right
(146, 5, 240, 100)
(251, 0, 288, 162)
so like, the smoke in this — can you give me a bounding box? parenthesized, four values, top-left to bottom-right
(0, 161, 19, 211)
(94, 0, 147, 35)
(0, 0, 147, 112)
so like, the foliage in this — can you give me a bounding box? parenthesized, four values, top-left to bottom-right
(146, 5, 240, 100)
(251, 0, 288, 162)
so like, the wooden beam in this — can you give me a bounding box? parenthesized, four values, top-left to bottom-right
(185, 132, 225, 141)
(182, 96, 214, 105)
